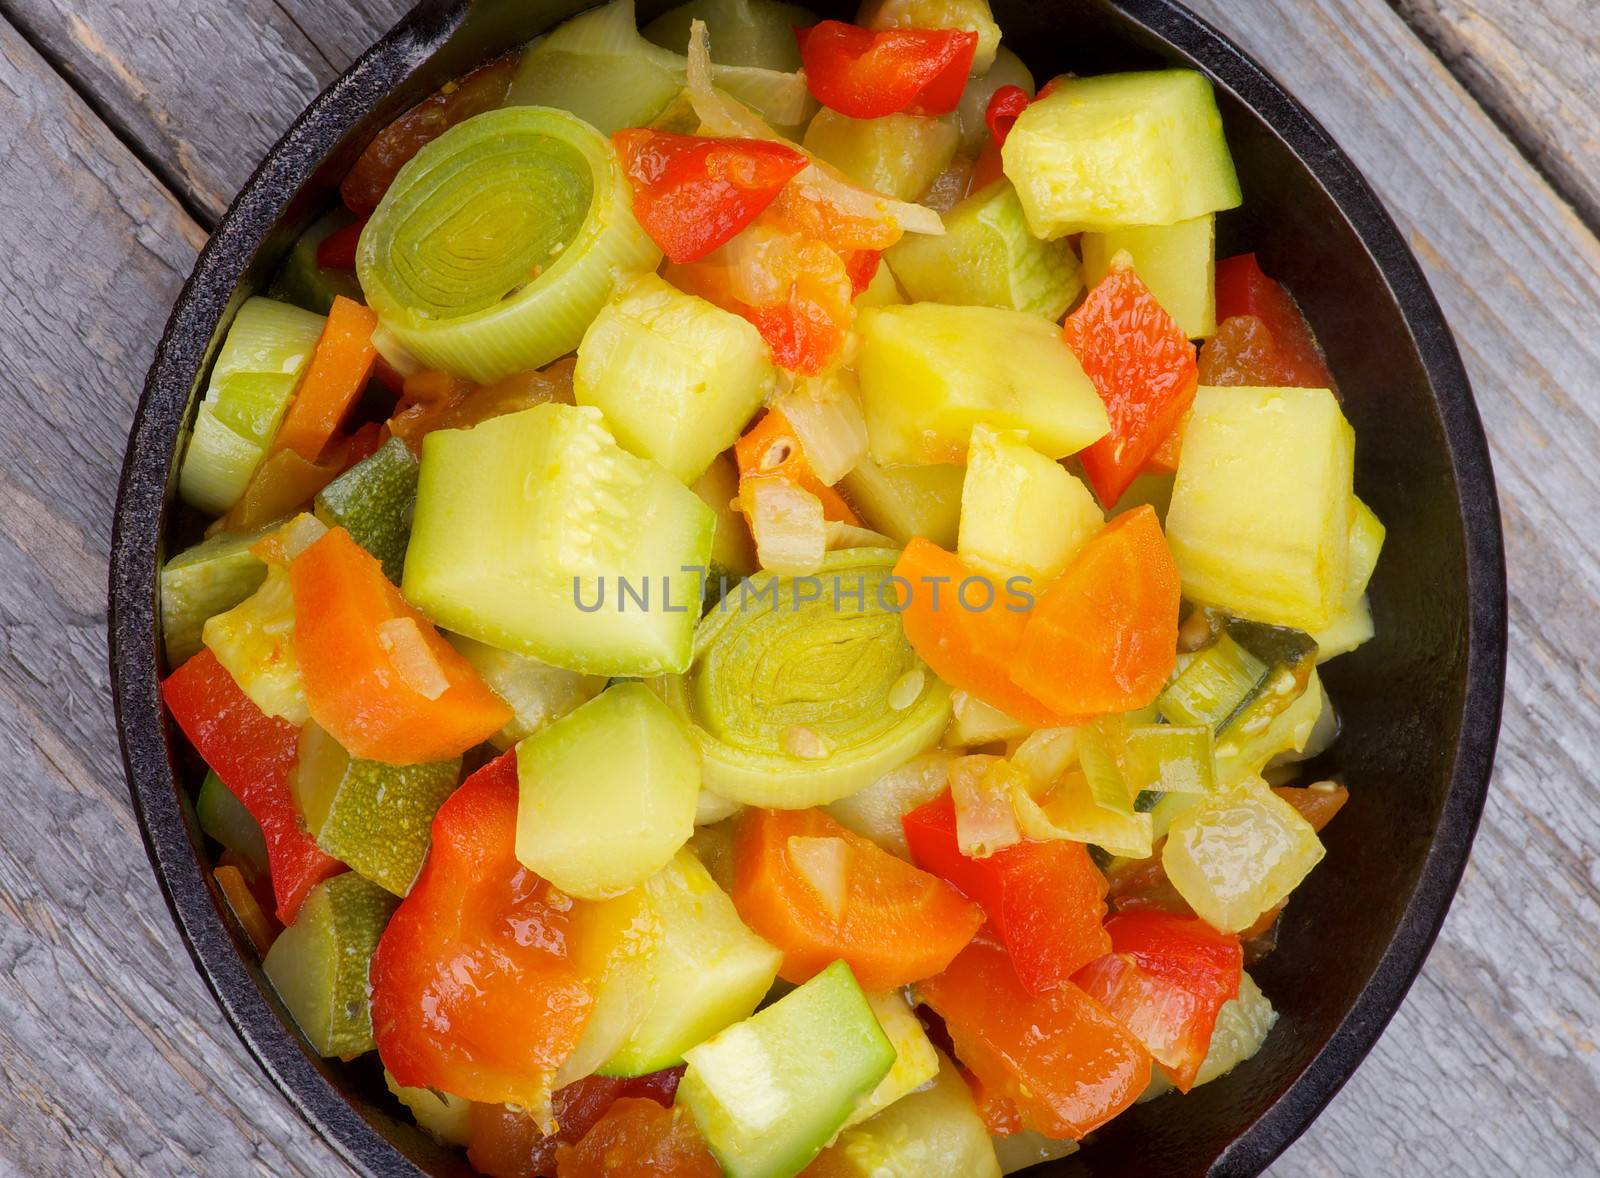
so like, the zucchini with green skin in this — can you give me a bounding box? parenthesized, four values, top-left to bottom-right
(178, 297, 326, 514)
(196, 770, 269, 877)
(159, 525, 271, 666)
(886, 182, 1081, 320)
(268, 207, 365, 315)
(665, 549, 952, 807)
(679, 960, 896, 1178)
(313, 436, 418, 584)
(262, 872, 398, 1056)
(357, 106, 662, 385)
(290, 723, 461, 897)
(1158, 615, 1318, 741)
(402, 403, 716, 676)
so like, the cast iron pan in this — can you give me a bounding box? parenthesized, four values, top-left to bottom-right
(107, 1, 1508, 1174)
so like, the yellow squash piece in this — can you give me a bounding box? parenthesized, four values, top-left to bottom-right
(958, 424, 1103, 583)
(1311, 497, 1386, 661)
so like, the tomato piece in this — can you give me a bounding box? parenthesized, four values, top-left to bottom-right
(554, 1098, 720, 1178)
(1212, 254, 1337, 389)
(1195, 314, 1284, 388)
(843, 248, 882, 297)
(613, 130, 809, 265)
(161, 649, 341, 923)
(918, 939, 1151, 1139)
(892, 539, 1068, 729)
(291, 528, 511, 763)
(370, 754, 592, 1107)
(796, 21, 978, 118)
(1072, 911, 1242, 1091)
(903, 793, 1110, 993)
(341, 56, 517, 214)
(984, 84, 1031, 147)
(731, 808, 984, 989)
(315, 217, 367, 270)
(1010, 506, 1180, 717)
(1062, 262, 1198, 506)
(734, 407, 862, 524)
(1272, 783, 1350, 832)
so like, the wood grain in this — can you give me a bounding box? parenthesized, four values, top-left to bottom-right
(1392, 0, 1600, 232)
(0, 16, 342, 1177)
(0, 0, 1595, 1175)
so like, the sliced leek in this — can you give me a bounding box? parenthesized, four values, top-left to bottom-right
(357, 105, 661, 384)
(664, 548, 951, 806)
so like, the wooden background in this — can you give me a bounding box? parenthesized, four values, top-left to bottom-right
(0, 0, 1593, 1173)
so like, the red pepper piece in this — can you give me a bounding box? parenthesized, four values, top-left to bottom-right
(162, 649, 341, 924)
(903, 793, 1110, 993)
(1213, 253, 1337, 390)
(314, 217, 368, 270)
(1072, 910, 1242, 1091)
(1063, 261, 1199, 506)
(370, 753, 593, 1108)
(613, 130, 809, 265)
(984, 84, 1031, 147)
(796, 21, 978, 119)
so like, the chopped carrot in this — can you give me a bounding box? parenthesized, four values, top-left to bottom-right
(291, 527, 511, 764)
(273, 295, 379, 462)
(735, 408, 862, 525)
(1009, 506, 1180, 716)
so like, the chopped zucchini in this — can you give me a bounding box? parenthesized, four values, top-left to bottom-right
(955, 46, 1033, 151)
(826, 751, 958, 859)
(694, 452, 758, 583)
(178, 297, 326, 514)
(515, 683, 701, 899)
(508, 0, 686, 132)
(1192, 970, 1277, 1086)
(313, 437, 419, 584)
(859, 0, 1001, 74)
(645, 0, 816, 72)
(196, 770, 268, 877)
(839, 455, 964, 548)
(945, 690, 1031, 747)
(262, 872, 398, 1057)
(1311, 497, 1385, 661)
(268, 207, 365, 316)
(383, 1070, 471, 1146)
(403, 404, 716, 676)
(857, 304, 1109, 465)
(1081, 214, 1217, 339)
(803, 110, 960, 201)
(958, 424, 1103, 582)
(1162, 782, 1325, 933)
(679, 960, 896, 1178)
(290, 723, 461, 897)
(159, 526, 270, 666)
(597, 849, 782, 1074)
(575, 272, 775, 484)
(847, 990, 940, 1128)
(1166, 386, 1356, 631)
(201, 564, 306, 723)
(1001, 70, 1242, 238)
(446, 633, 607, 749)
(808, 1052, 1001, 1177)
(886, 182, 1081, 320)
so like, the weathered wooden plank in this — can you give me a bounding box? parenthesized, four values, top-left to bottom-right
(0, 16, 340, 1177)
(1179, 1, 1600, 1174)
(1393, 0, 1600, 231)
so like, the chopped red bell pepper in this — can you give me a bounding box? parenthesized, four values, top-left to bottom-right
(315, 217, 368, 270)
(162, 649, 340, 924)
(1063, 261, 1199, 507)
(984, 84, 1031, 147)
(370, 753, 593, 1108)
(1213, 254, 1337, 390)
(962, 1065, 1024, 1136)
(918, 938, 1151, 1139)
(903, 793, 1110, 993)
(1072, 910, 1242, 1091)
(613, 130, 809, 265)
(796, 21, 978, 119)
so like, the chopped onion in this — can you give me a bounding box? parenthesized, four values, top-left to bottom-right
(787, 835, 850, 919)
(747, 478, 827, 575)
(378, 617, 450, 700)
(825, 520, 895, 550)
(1010, 727, 1078, 788)
(948, 755, 1022, 858)
(775, 372, 869, 485)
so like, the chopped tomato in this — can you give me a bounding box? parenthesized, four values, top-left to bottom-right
(314, 217, 367, 270)
(918, 938, 1151, 1139)
(370, 753, 592, 1109)
(892, 539, 1068, 729)
(903, 793, 1110, 993)
(1063, 262, 1199, 506)
(1072, 911, 1242, 1091)
(388, 360, 576, 453)
(554, 1098, 721, 1177)
(731, 808, 984, 990)
(467, 1071, 686, 1178)
(843, 249, 882, 297)
(1196, 314, 1284, 388)
(768, 182, 903, 255)
(290, 527, 511, 763)
(1010, 506, 1180, 717)
(1273, 783, 1350, 832)
(162, 649, 340, 923)
(984, 85, 1031, 147)
(1212, 254, 1337, 390)
(613, 130, 809, 265)
(796, 21, 977, 119)
(735, 408, 862, 524)
(1106, 843, 1191, 917)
